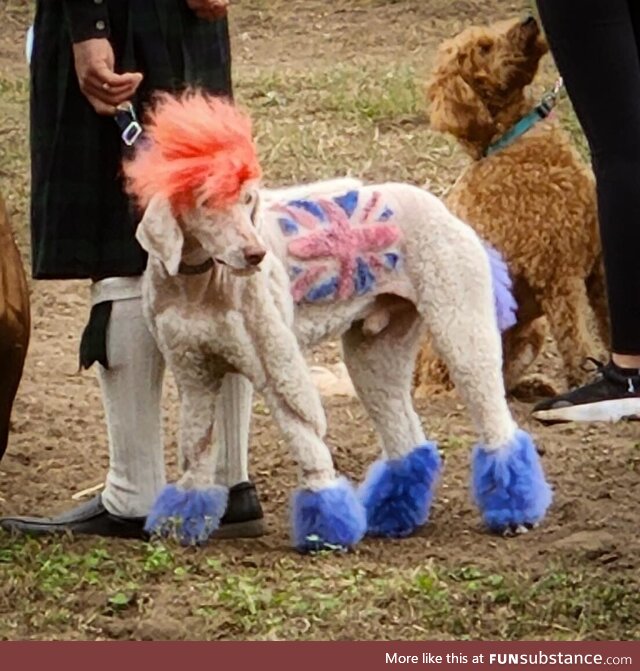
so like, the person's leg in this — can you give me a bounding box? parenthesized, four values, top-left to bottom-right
(213, 373, 265, 538)
(0, 279, 264, 537)
(616, 1, 640, 366)
(97, 284, 166, 518)
(533, 0, 640, 422)
(215, 374, 251, 487)
(537, 0, 640, 356)
(0, 279, 163, 537)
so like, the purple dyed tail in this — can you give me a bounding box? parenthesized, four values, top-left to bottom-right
(483, 243, 517, 332)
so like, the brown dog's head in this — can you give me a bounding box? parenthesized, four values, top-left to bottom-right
(427, 16, 549, 157)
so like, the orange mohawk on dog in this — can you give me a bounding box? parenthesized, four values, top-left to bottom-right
(123, 91, 262, 215)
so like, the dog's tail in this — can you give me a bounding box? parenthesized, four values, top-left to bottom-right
(483, 242, 517, 332)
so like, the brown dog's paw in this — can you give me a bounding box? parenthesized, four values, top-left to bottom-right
(510, 374, 562, 401)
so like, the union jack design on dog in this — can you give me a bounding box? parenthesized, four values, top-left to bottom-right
(269, 190, 402, 303)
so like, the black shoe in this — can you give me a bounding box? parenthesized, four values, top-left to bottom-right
(0, 494, 145, 539)
(532, 359, 640, 424)
(0, 482, 265, 540)
(214, 481, 265, 539)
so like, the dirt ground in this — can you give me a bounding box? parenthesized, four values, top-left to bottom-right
(1, 0, 639, 641)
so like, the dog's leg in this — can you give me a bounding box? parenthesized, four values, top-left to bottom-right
(259, 384, 366, 552)
(502, 318, 562, 398)
(413, 338, 454, 399)
(342, 306, 442, 538)
(415, 224, 552, 534)
(539, 277, 599, 387)
(240, 281, 366, 553)
(0, 342, 27, 461)
(503, 320, 544, 390)
(145, 377, 227, 545)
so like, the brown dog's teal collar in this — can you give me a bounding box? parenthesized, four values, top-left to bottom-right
(484, 78, 564, 158)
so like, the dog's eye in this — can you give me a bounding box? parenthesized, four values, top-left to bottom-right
(479, 41, 494, 54)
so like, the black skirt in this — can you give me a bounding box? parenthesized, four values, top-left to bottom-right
(30, 0, 232, 280)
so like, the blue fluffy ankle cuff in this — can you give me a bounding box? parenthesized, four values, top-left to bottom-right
(359, 443, 442, 538)
(472, 429, 552, 532)
(291, 477, 366, 553)
(145, 484, 228, 545)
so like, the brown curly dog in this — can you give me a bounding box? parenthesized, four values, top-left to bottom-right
(414, 16, 608, 399)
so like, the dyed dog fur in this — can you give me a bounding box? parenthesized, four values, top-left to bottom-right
(124, 92, 552, 551)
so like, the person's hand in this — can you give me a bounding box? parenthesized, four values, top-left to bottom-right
(72, 39, 143, 115)
(186, 0, 229, 21)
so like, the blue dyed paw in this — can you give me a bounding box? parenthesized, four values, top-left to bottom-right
(291, 477, 366, 553)
(144, 484, 228, 545)
(472, 429, 552, 533)
(359, 443, 442, 538)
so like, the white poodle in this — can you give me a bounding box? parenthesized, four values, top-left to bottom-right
(123, 91, 552, 551)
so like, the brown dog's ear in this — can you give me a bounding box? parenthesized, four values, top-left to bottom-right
(427, 70, 496, 156)
(136, 195, 184, 276)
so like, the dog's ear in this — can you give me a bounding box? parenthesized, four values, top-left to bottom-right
(249, 189, 261, 227)
(136, 195, 184, 276)
(427, 69, 496, 156)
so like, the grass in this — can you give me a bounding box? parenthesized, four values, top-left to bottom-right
(225, 0, 480, 190)
(233, 63, 463, 194)
(241, 64, 423, 123)
(1, 535, 639, 640)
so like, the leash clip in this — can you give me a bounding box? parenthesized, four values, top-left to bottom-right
(538, 77, 565, 118)
(114, 102, 143, 147)
(483, 77, 565, 158)
(552, 76, 564, 97)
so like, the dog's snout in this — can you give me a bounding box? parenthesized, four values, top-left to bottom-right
(243, 246, 266, 267)
(522, 15, 538, 28)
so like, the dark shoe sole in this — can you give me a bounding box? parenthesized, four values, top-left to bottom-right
(1, 518, 267, 540)
(0, 483, 267, 541)
(0, 520, 145, 539)
(212, 518, 266, 539)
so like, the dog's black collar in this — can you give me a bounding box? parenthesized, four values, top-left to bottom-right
(178, 258, 215, 275)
